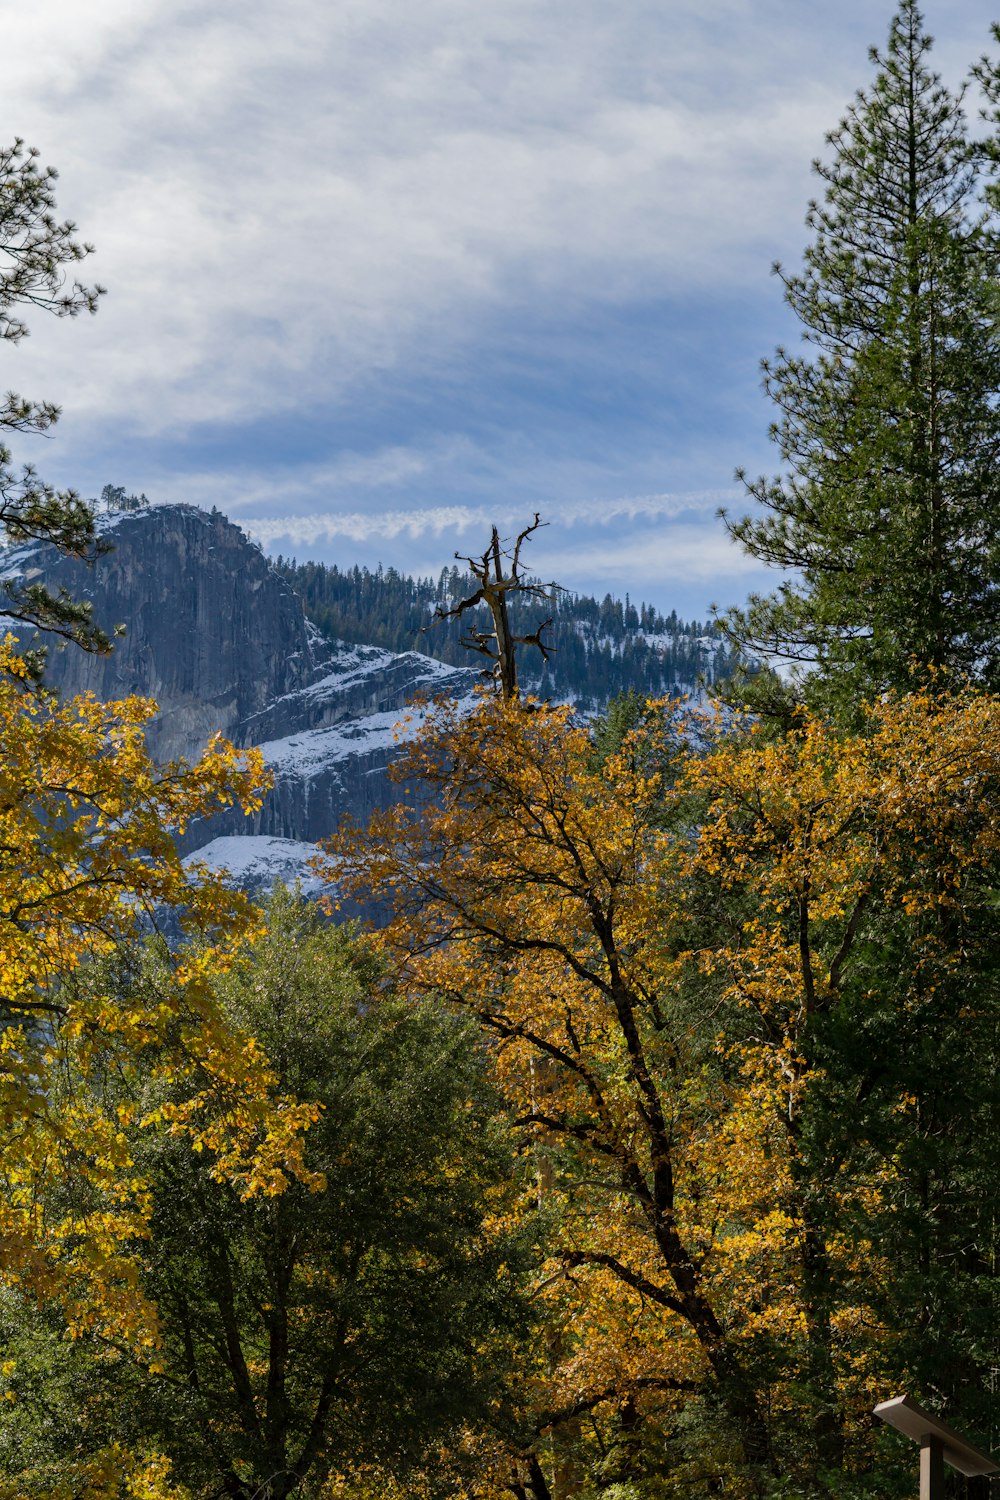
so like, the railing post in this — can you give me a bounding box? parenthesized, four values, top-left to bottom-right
(920, 1436, 944, 1500)
(875, 1395, 998, 1495)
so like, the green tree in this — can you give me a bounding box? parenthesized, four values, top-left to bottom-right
(719, 1, 1000, 717)
(0, 138, 109, 662)
(712, 15, 1000, 1486)
(0, 892, 532, 1500)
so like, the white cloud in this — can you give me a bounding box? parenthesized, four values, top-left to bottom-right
(6, 0, 996, 617)
(11, 0, 986, 436)
(246, 506, 492, 550)
(238, 486, 742, 551)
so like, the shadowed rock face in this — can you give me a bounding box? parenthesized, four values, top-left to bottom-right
(5, 503, 478, 864)
(31, 505, 322, 763)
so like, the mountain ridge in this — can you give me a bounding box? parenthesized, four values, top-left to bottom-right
(274, 553, 738, 707)
(1, 501, 723, 890)
(1, 504, 479, 886)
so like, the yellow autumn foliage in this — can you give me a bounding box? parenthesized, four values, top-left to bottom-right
(324, 684, 1000, 1492)
(323, 692, 787, 1485)
(0, 1444, 193, 1500)
(0, 637, 320, 1353)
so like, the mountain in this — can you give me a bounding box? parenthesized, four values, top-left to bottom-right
(274, 556, 738, 708)
(2, 503, 478, 888)
(1, 502, 728, 890)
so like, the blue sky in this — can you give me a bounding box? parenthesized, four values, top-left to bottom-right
(6, 0, 1000, 620)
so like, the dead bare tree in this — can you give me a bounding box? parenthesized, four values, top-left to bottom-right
(428, 515, 560, 702)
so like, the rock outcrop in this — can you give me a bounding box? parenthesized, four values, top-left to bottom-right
(3, 504, 478, 875)
(22, 505, 323, 762)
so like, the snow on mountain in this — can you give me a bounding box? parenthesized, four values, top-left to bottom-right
(0, 503, 480, 889)
(1, 500, 726, 897)
(183, 836, 329, 896)
(259, 703, 435, 779)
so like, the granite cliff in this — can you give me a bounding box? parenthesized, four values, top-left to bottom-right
(28, 505, 320, 762)
(3, 503, 478, 887)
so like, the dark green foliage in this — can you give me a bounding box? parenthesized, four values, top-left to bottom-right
(99, 483, 149, 513)
(796, 887, 1000, 1463)
(274, 556, 741, 709)
(0, 895, 533, 1499)
(719, 2, 1000, 717)
(0, 138, 110, 670)
(589, 689, 649, 766)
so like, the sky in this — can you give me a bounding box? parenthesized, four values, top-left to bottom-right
(5, 0, 1000, 621)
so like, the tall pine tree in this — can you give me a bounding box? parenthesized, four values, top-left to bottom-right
(720, 1, 1000, 715)
(0, 139, 109, 664)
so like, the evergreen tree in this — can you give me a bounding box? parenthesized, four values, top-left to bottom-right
(0, 141, 110, 675)
(0, 139, 109, 667)
(720, 1, 1000, 716)
(714, 12, 1000, 1476)
(272, 553, 740, 708)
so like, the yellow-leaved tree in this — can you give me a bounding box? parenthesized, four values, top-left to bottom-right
(323, 692, 785, 1496)
(0, 638, 322, 1499)
(685, 689, 1000, 1483)
(323, 685, 1000, 1498)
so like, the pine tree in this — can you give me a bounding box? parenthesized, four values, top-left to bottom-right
(0, 139, 109, 665)
(720, 1, 1000, 715)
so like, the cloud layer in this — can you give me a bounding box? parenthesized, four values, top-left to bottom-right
(5, 1, 999, 615)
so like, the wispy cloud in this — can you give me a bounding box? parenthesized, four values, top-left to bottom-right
(11, 0, 978, 438)
(539, 527, 768, 591)
(241, 488, 742, 551)
(6, 1, 995, 617)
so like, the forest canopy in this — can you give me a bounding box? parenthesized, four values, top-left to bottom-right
(8, 4, 1000, 1499)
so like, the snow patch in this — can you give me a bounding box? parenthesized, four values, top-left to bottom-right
(259, 707, 425, 777)
(183, 835, 327, 894)
(258, 687, 480, 778)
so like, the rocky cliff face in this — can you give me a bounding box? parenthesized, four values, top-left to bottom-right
(23, 505, 322, 763)
(3, 504, 478, 878)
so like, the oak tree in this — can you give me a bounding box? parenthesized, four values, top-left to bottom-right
(323, 693, 784, 1495)
(0, 638, 321, 1348)
(325, 683, 1000, 1496)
